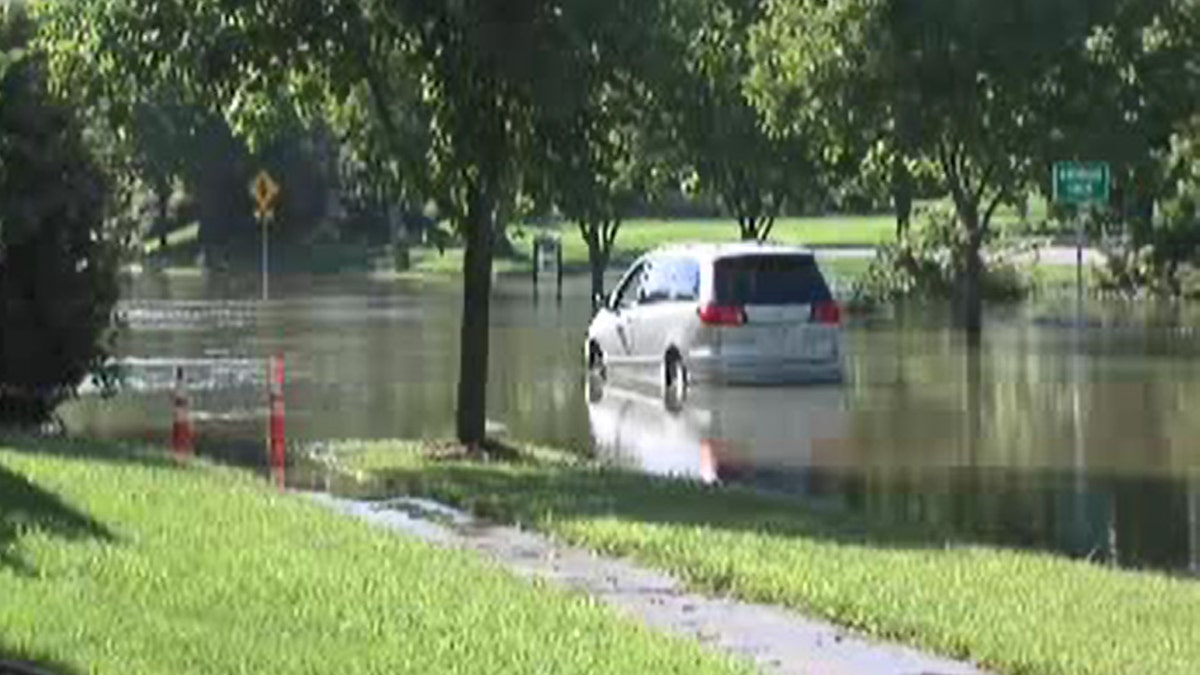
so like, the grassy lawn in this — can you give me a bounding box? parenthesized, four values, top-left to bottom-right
(1028, 261, 1101, 292)
(530, 216, 895, 269)
(402, 247, 530, 278)
(328, 440, 1200, 675)
(0, 439, 750, 675)
(398, 215, 892, 280)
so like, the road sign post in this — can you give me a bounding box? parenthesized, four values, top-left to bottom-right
(252, 170, 281, 301)
(1052, 162, 1110, 305)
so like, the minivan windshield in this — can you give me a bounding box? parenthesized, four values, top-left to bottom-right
(713, 255, 832, 306)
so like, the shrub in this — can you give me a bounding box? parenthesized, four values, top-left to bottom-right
(0, 6, 119, 425)
(852, 205, 1031, 305)
(1096, 186, 1200, 298)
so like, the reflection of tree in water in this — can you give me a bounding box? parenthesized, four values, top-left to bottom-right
(839, 321, 1200, 573)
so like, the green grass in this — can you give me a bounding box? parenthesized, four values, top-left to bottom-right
(0, 439, 750, 675)
(406, 247, 530, 277)
(331, 440, 1200, 675)
(1028, 261, 1101, 291)
(531, 216, 895, 269)
(396, 215, 893, 280)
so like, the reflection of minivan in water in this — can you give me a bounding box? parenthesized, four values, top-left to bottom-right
(586, 381, 849, 488)
(585, 243, 843, 392)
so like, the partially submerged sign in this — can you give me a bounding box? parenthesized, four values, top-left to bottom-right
(1053, 162, 1110, 206)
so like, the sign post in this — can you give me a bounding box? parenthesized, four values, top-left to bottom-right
(1053, 162, 1109, 541)
(1052, 161, 1110, 303)
(252, 170, 281, 301)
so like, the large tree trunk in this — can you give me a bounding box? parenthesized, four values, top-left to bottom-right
(589, 247, 606, 307)
(738, 216, 756, 241)
(892, 154, 912, 238)
(455, 183, 495, 446)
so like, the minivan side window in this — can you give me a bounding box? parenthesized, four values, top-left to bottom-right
(641, 256, 699, 304)
(612, 262, 646, 309)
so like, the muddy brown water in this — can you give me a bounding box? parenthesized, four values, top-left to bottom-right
(62, 268, 1200, 575)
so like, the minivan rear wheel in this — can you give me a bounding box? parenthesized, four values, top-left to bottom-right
(663, 351, 687, 402)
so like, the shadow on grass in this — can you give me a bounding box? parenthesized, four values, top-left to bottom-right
(0, 462, 116, 575)
(0, 434, 181, 471)
(0, 642, 82, 675)
(358, 457, 947, 552)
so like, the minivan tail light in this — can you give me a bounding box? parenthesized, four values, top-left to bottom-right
(698, 304, 745, 326)
(812, 300, 842, 325)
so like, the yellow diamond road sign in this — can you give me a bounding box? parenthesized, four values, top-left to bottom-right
(252, 170, 281, 220)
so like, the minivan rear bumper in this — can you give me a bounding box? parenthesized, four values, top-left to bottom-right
(686, 353, 844, 385)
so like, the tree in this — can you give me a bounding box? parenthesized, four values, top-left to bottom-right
(752, 0, 1109, 335)
(38, 0, 658, 446)
(1047, 0, 1200, 235)
(668, 0, 821, 242)
(0, 4, 119, 424)
(541, 69, 673, 302)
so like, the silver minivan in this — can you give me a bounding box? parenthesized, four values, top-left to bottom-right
(585, 243, 844, 392)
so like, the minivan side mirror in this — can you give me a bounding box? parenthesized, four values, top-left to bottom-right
(592, 292, 608, 311)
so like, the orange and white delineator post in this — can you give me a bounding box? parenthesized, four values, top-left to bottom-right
(171, 366, 193, 457)
(267, 354, 286, 476)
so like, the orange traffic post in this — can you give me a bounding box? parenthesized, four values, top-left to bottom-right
(171, 366, 193, 457)
(267, 354, 286, 480)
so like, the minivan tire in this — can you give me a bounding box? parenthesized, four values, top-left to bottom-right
(663, 351, 687, 402)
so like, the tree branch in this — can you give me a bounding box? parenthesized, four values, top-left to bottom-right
(578, 219, 599, 252)
(982, 188, 1007, 233)
(972, 160, 998, 208)
(602, 218, 622, 255)
(939, 137, 968, 211)
(760, 214, 777, 242)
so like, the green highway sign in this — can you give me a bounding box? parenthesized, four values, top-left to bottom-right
(1053, 161, 1110, 206)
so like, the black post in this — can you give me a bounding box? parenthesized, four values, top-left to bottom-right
(556, 242, 563, 304)
(532, 239, 539, 302)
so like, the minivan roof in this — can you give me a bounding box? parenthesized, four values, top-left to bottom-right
(645, 242, 816, 262)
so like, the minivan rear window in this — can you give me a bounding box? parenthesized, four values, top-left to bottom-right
(713, 255, 832, 305)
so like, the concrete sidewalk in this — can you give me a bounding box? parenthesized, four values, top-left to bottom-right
(314, 494, 992, 675)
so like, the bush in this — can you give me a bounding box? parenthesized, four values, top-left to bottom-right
(853, 205, 1031, 305)
(0, 6, 119, 425)
(1096, 187, 1200, 298)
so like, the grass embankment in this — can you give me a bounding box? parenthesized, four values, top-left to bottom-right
(0, 439, 749, 675)
(332, 440, 1200, 675)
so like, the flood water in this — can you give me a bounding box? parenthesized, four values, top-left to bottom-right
(62, 267, 1200, 576)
